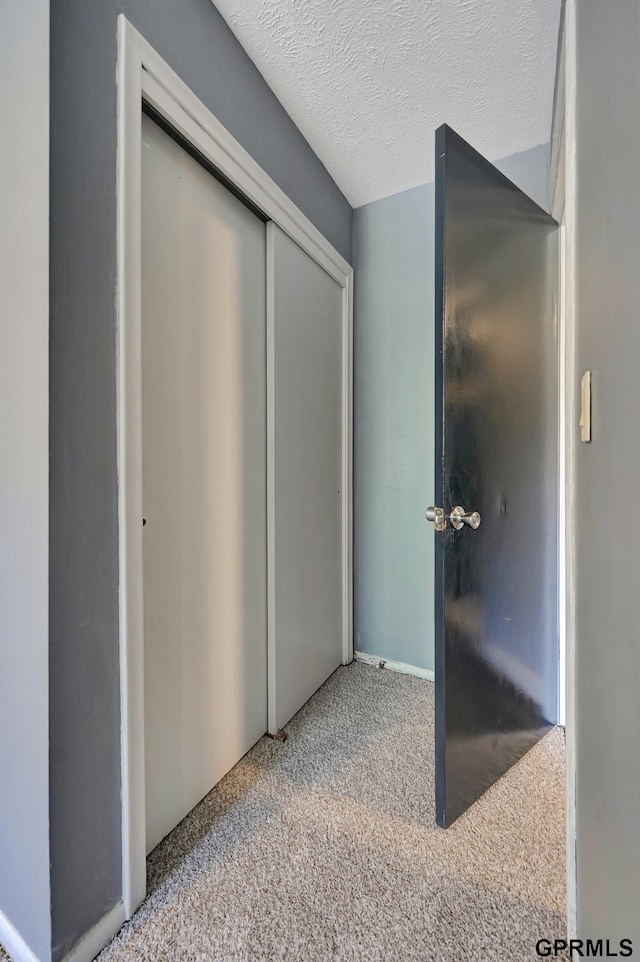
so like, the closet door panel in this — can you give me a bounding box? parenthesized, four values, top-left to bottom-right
(141, 115, 267, 854)
(269, 224, 344, 731)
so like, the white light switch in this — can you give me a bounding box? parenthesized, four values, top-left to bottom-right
(580, 370, 591, 443)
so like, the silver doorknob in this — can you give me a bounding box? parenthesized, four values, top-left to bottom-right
(449, 505, 481, 530)
(425, 505, 481, 532)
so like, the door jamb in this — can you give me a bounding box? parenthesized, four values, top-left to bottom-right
(116, 14, 353, 918)
(549, 0, 577, 937)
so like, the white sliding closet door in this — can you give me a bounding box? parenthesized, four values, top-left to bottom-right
(141, 115, 267, 854)
(269, 224, 344, 732)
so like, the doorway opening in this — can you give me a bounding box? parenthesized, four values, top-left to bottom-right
(116, 15, 567, 959)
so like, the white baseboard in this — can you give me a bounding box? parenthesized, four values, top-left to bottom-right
(353, 650, 435, 682)
(0, 909, 40, 962)
(0, 898, 126, 962)
(62, 902, 126, 962)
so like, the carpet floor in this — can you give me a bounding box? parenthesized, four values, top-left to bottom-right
(2, 663, 567, 961)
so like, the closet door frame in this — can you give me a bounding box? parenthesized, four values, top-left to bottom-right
(116, 14, 353, 920)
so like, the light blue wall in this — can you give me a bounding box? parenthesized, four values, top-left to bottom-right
(353, 142, 551, 672)
(354, 183, 435, 670)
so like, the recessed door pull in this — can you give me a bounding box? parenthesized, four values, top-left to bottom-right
(425, 506, 481, 532)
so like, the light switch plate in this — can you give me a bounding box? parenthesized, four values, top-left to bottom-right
(580, 370, 591, 442)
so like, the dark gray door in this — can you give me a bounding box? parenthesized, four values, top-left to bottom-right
(431, 125, 559, 828)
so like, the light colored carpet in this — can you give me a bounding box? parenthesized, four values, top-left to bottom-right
(1, 663, 566, 962)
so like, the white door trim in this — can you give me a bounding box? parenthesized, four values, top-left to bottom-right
(116, 13, 353, 918)
(550, 0, 577, 937)
(563, 0, 578, 935)
(266, 223, 277, 734)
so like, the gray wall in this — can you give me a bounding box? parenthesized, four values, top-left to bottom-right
(574, 0, 640, 940)
(49, 1, 352, 958)
(0, 2, 52, 960)
(353, 143, 550, 672)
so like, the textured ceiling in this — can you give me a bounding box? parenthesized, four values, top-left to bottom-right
(213, 0, 562, 208)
